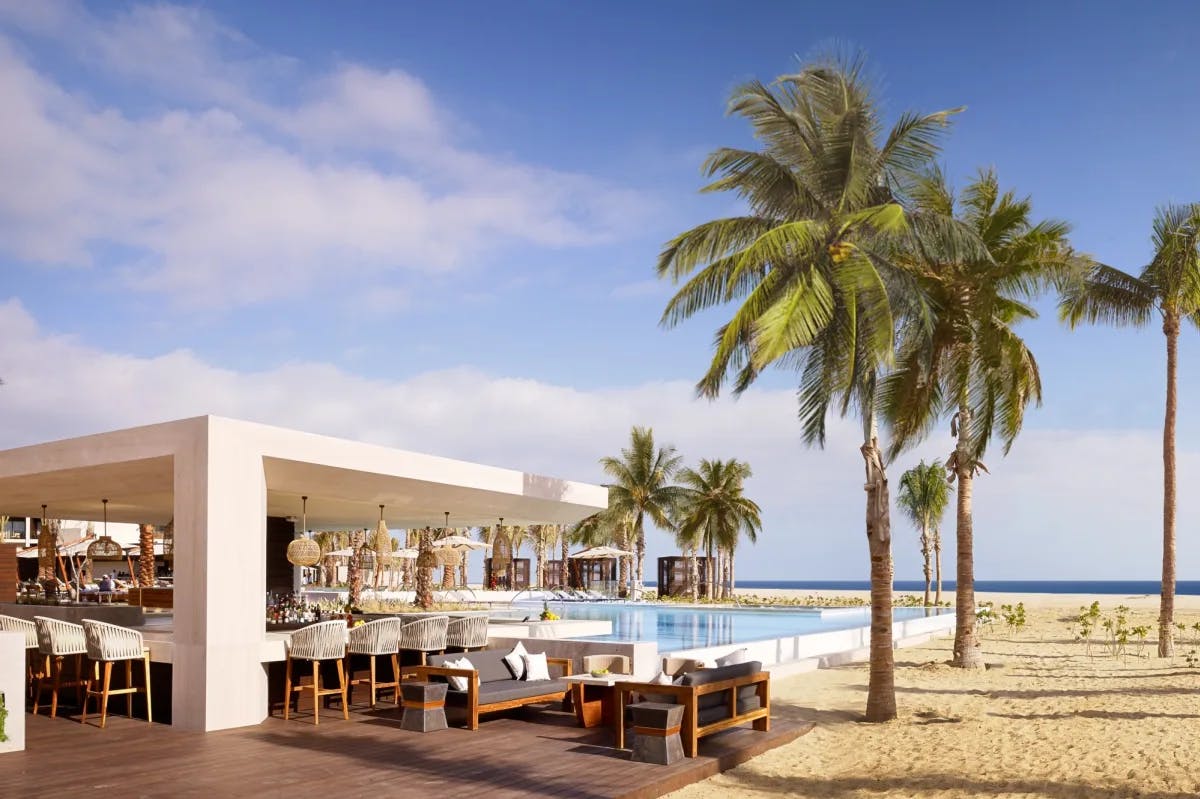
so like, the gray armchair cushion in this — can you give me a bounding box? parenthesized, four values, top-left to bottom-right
(696, 695, 764, 726)
(441, 678, 568, 706)
(679, 661, 763, 711)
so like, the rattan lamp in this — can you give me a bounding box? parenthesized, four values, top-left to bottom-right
(87, 499, 124, 560)
(286, 495, 321, 567)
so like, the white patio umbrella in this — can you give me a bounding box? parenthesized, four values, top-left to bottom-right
(327, 547, 418, 559)
(569, 545, 634, 559)
(433, 535, 489, 550)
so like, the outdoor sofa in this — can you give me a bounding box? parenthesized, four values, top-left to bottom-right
(617, 660, 770, 757)
(413, 648, 573, 730)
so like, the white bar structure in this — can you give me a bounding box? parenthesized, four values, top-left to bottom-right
(0, 630, 24, 752)
(0, 416, 607, 731)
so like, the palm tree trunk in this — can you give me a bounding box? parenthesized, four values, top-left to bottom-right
(952, 405, 984, 669)
(635, 513, 645, 591)
(1160, 316, 1179, 657)
(920, 519, 931, 606)
(705, 539, 715, 600)
(416, 527, 434, 610)
(138, 523, 156, 587)
(688, 546, 699, 602)
(722, 550, 731, 600)
(862, 432, 896, 722)
(535, 537, 546, 588)
(934, 528, 943, 605)
(560, 534, 569, 587)
(730, 549, 736, 596)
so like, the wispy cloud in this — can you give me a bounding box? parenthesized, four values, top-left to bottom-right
(0, 1, 654, 308)
(0, 297, 1189, 580)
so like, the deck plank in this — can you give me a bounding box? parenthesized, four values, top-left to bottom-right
(7, 699, 811, 798)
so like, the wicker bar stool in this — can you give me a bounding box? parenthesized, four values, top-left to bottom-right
(285, 620, 348, 725)
(399, 615, 449, 667)
(32, 616, 87, 718)
(80, 620, 152, 728)
(347, 618, 402, 708)
(0, 615, 44, 702)
(445, 615, 489, 652)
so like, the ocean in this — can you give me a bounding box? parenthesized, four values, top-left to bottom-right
(649, 579, 1193, 596)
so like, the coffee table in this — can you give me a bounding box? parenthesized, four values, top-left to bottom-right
(562, 673, 638, 748)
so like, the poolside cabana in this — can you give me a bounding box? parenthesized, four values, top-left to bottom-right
(0, 415, 607, 731)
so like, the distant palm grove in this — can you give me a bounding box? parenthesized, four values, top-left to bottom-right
(654, 52, 1200, 721)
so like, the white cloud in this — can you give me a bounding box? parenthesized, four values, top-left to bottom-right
(0, 298, 1194, 582)
(0, 2, 652, 307)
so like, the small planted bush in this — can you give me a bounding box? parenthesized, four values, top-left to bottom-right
(999, 602, 1027, 637)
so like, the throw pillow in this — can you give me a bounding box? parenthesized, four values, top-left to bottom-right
(445, 656, 475, 691)
(639, 670, 678, 704)
(522, 651, 551, 681)
(502, 641, 528, 680)
(716, 647, 750, 667)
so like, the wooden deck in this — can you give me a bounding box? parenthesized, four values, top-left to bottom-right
(7, 698, 812, 798)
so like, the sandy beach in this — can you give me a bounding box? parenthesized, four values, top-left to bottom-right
(671, 590, 1200, 799)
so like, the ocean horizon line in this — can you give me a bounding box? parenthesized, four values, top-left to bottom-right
(648, 579, 1196, 595)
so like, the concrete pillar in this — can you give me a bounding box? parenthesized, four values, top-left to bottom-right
(0, 630, 25, 753)
(172, 418, 268, 731)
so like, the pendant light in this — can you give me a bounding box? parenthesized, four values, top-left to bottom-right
(286, 495, 321, 567)
(87, 498, 124, 559)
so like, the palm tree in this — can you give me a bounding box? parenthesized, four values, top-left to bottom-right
(415, 526, 435, 609)
(676, 453, 758, 597)
(896, 460, 952, 605)
(1060, 203, 1200, 657)
(676, 459, 761, 601)
(886, 168, 1074, 668)
(658, 53, 960, 721)
(601, 426, 686, 591)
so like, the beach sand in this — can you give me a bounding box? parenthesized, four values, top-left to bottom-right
(669, 590, 1200, 799)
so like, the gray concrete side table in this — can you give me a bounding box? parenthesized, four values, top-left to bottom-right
(628, 701, 684, 765)
(400, 681, 448, 733)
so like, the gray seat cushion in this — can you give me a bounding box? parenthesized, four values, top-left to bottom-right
(696, 695, 764, 727)
(442, 678, 567, 706)
(427, 649, 512, 683)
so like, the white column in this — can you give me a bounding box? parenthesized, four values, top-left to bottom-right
(0, 630, 25, 753)
(172, 418, 268, 731)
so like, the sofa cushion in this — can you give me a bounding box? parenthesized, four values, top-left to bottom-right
(696, 695, 764, 727)
(679, 660, 762, 687)
(474, 678, 569, 705)
(429, 648, 511, 683)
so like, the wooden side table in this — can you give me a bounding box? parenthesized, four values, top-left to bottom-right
(628, 702, 685, 765)
(400, 680, 447, 732)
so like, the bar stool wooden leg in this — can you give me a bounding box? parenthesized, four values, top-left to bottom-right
(312, 660, 321, 726)
(50, 655, 63, 718)
(126, 659, 134, 718)
(144, 652, 153, 723)
(99, 660, 113, 729)
(283, 656, 293, 721)
(336, 658, 349, 720)
(80, 660, 94, 725)
(392, 654, 401, 705)
(368, 655, 377, 707)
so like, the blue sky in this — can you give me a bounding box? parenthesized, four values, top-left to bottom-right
(2, 0, 1199, 581)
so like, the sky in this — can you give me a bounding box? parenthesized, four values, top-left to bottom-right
(2, 0, 1200, 581)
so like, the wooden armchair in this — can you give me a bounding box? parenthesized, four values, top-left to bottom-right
(616, 665, 770, 757)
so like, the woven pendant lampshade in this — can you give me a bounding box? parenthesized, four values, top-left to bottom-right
(87, 499, 124, 560)
(491, 517, 511, 571)
(286, 495, 321, 567)
(370, 504, 392, 566)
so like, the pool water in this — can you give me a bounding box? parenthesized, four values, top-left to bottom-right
(519, 602, 950, 652)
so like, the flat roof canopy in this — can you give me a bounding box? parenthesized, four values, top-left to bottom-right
(0, 416, 608, 528)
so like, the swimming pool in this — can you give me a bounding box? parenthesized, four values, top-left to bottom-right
(516, 602, 951, 652)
